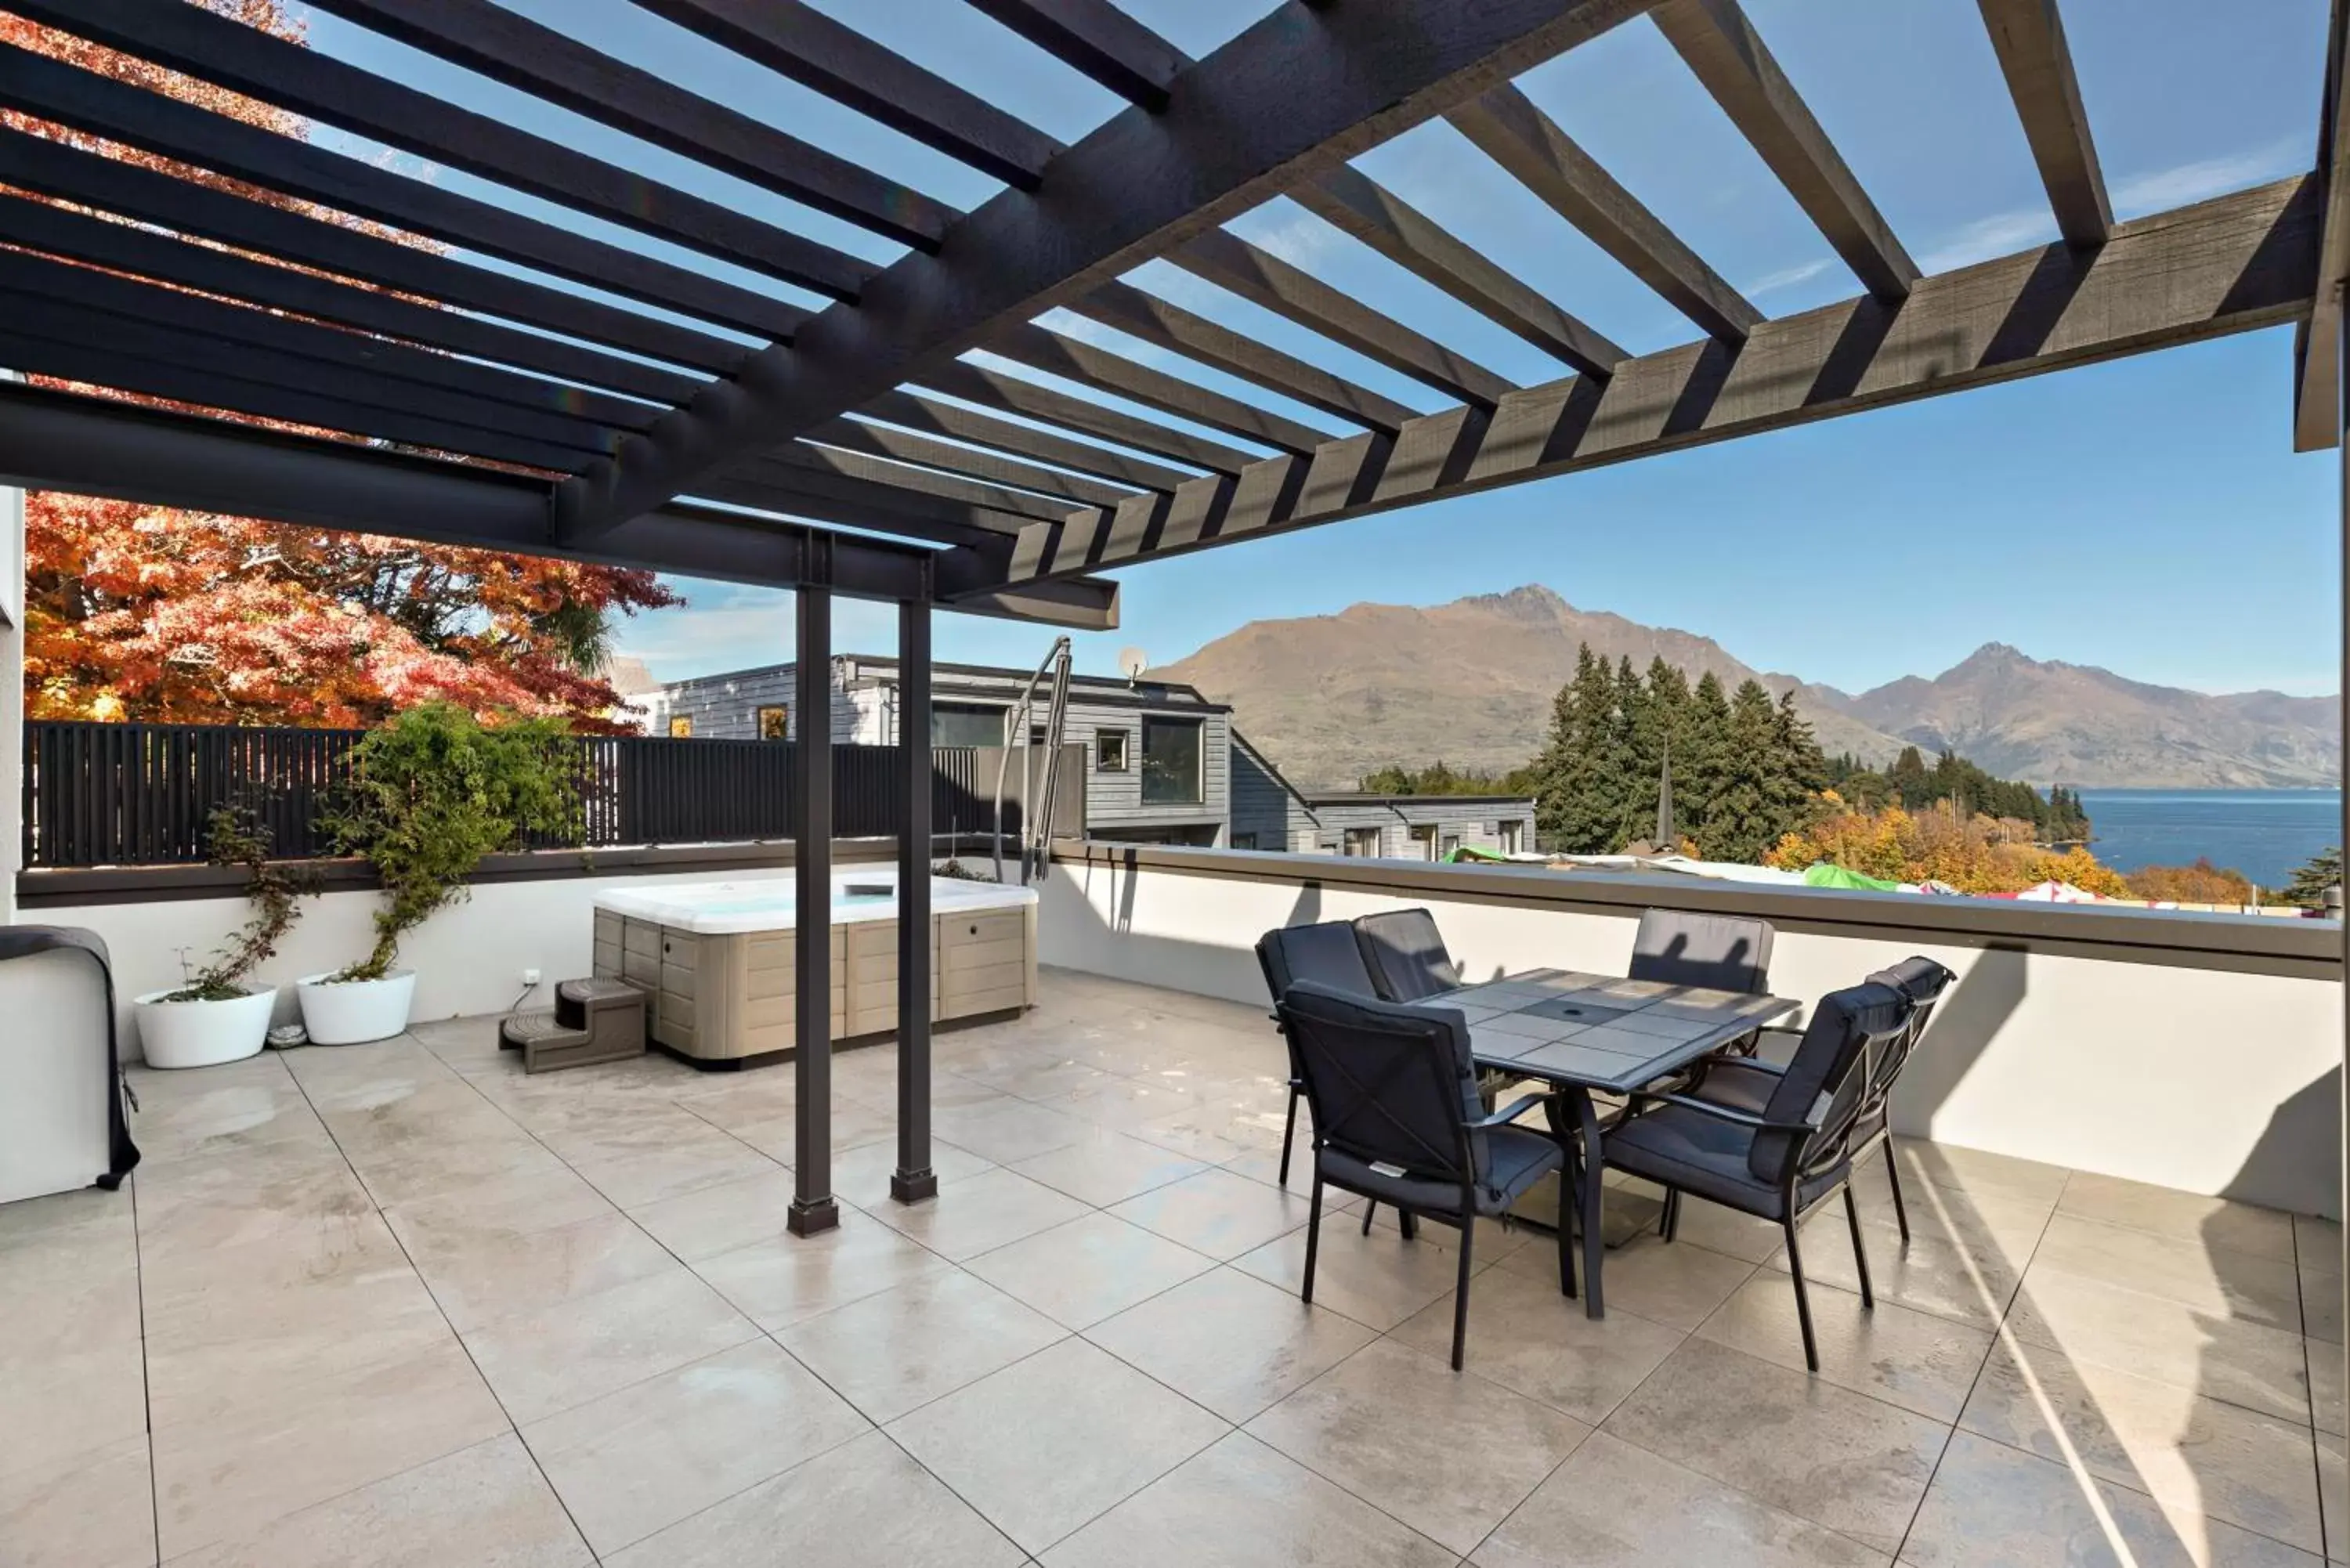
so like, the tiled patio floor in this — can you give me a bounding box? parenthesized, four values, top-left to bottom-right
(5, 967, 2341, 1565)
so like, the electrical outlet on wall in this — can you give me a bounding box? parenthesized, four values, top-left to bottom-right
(521, 968, 540, 986)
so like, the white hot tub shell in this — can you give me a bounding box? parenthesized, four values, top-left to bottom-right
(592, 869, 1038, 1065)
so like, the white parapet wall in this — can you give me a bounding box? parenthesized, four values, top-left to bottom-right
(1039, 843, 2345, 1219)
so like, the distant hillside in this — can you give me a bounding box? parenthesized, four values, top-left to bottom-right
(1156, 587, 2340, 791)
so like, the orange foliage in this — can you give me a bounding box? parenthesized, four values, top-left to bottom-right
(1766, 802, 2134, 897)
(2124, 858, 2257, 905)
(7, 5, 684, 728)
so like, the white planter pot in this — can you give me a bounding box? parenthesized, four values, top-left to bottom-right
(134, 984, 276, 1070)
(295, 970, 416, 1046)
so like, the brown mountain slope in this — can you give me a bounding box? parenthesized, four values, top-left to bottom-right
(1155, 585, 1907, 789)
(1156, 587, 2341, 790)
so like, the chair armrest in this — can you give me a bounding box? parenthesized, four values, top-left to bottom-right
(1470, 1091, 1553, 1129)
(1708, 1055, 1788, 1078)
(1626, 1089, 1819, 1136)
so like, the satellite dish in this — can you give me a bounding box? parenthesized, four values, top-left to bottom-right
(1117, 646, 1149, 683)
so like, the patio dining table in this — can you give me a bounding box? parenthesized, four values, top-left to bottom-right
(1433, 967, 1800, 1320)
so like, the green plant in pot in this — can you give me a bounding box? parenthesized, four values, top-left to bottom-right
(135, 804, 316, 1069)
(296, 703, 582, 1045)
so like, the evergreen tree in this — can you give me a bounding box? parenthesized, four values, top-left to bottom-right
(1887, 746, 1929, 807)
(1766, 689, 1827, 828)
(1681, 670, 1733, 833)
(2284, 846, 2343, 906)
(1699, 679, 1783, 862)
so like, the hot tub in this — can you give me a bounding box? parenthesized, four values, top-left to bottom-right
(591, 869, 1038, 1066)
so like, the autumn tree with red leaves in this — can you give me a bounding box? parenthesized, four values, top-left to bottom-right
(5, 2, 682, 729)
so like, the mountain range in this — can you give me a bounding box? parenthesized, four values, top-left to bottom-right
(1155, 586, 2340, 791)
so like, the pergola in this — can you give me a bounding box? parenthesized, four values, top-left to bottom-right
(0, 0, 2336, 1240)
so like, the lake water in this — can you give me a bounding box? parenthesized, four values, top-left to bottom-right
(2075, 789, 2340, 888)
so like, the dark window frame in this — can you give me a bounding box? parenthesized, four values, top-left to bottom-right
(1138, 715, 1204, 806)
(1096, 728, 1130, 772)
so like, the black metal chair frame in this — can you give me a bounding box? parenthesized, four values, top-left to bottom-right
(1609, 994, 1911, 1371)
(1285, 996, 1575, 1370)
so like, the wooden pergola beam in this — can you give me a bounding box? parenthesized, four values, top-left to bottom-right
(803, 417, 1140, 508)
(552, 0, 1654, 540)
(1977, 0, 2111, 248)
(1448, 81, 1762, 341)
(1170, 228, 1517, 409)
(2294, 0, 2350, 453)
(985, 322, 1332, 455)
(858, 388, 1194, 492)
(13, 0, 873, 302)
(964, 0, 1185, 109)
(914, 362, 1256, 475)
(699, 464, 1030, 547)
(996, 175, 2318, 585)
(1069, 280, 1424, 433)
(0, 46, 807, 343)
(1653, 0, 1918, 301)
(766, 442, 1078, 524)
(305, 0, 956, 250)
(634, 0, 1064, 189)
(1295, 165, 1630, 377)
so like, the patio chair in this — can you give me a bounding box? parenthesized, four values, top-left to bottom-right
(1352, 908, 1462, 1002)
(1601, 980, 1912, 1371)
(1276, 978, 1571, 1369)
(1255, 923, 1386, 1193)
(1628, 909, 1775, 995)
(1678, 956, 1954, 1242)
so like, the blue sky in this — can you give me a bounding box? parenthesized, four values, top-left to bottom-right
(291, 1, 2334, 699)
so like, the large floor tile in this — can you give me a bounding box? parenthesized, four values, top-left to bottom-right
(862, 1165, 1092, 1261)
(1695, 1271, 1994, 1422)
(2310, 1341, 2345, 1438)
(1246, 1337, 1590, 1555)
(889, 1336, 1228, 1554)
(2006, 1269, 2315, 1424)
(1084, 1266, 1379, 1423)
(690, 1207, 953, 1331)
(1232, 1215, 1487, 1331)
(622, 1168, 801, 1262)
(1045, 1431, 1456, 1568)
(822, 1136, 996, 1212)
(1892, 1137, 2071, 1208)
(1767, 1221, 2024, 1333)
(605, 1429, 1025, 1568)
(1010, 1126, 1210, 1206)
(1109, 1166, 1317, 1261)
(564, 1131, 779, 1211)
(165, 1434, 593, 1568)
(964, 1210, 1216, 1328)
(1473, 1429, 1889, 1568)
(404, 1209, 678, 1331)
(2059, 1172, 2298, 1264)
(929, 1096, 1096, 1164)
(1902, 1428, 2321, 1567)
(0, 1432, 154, 1568)
(1556, 1234, 1756, 1331)
(0, 1188, 143, 1363)
(459, 1266, 760, 1424)
(1602, 1337, 1949, 1555)
(522, 1339, 871, 1556)
(2030, 1215, 2304, 1331)
(1390, 1262, 1687, 1425)
(776, 1267, 1067, 1422)
(150, 1337, 510, 1561)
(1960, 1340, 2326, 1556)
(0, 1339, 148, 1480)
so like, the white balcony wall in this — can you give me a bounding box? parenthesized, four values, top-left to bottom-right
(1039, 846, 2344, 1219)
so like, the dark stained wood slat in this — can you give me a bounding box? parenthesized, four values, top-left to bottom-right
(1295, 165, 1629, 378)
(1448, 82, 1762, 342)
(634, 0, 1064, 189)
(998, 175, 2319, 583)
(859, 388, 1195, 490)
(1977, 0, 2111, 248)
(306, 0, 956, 250)
(0, 48, 807, 343)
(554, 0, 1651, 539)
(0, 128, 742, 377)
(12, 0, 872, 302)
(1069, 280, 1424, 432)
(986, 321, 1333, 454)
(0, 246, 652, 435)
(1170, 228, 1516, 409)
(964, 0, 1185, 108)
(804, 417, 1141, 508)
(702, 464, 1030, 544)
(0, 193, 703, 406)
(768, 441, 1076, 523)
(1652, 0, 1918, 302)
(0, 318, 601, 473)
(2292, 0, 2348, 452)
(915, 362, 1256, 475)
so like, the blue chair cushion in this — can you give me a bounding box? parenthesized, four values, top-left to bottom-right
(1605, 1104, 1848, 1223)
(1321, 1124, 1564, 1217)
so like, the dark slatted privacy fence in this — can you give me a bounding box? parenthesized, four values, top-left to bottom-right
(21, 721, 1002, 869)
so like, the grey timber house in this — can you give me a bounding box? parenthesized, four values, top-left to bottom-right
(646, 659, 1531, 858)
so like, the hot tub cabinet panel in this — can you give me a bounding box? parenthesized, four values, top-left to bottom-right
(591, 877, 1037, 1065)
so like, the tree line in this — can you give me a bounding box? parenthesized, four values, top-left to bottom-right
(1363, 644, 2096, 867)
